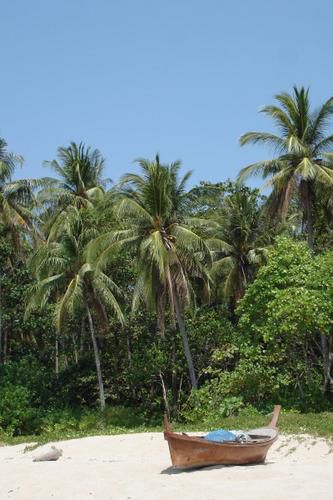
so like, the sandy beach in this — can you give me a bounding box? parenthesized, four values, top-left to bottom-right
(0, 432, 332, 500)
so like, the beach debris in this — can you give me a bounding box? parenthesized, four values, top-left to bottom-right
(33, 446, 63, 462)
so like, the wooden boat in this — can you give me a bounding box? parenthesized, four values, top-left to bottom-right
(164, 404, 281, 469)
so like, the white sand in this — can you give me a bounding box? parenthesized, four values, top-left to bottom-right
(0, 432, 332, 500)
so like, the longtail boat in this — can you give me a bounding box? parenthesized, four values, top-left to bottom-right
(164, 404, 281, 469)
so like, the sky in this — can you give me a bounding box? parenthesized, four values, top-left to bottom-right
(2, 0, 333, 188)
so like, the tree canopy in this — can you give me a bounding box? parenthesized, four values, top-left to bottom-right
(1, 85, 333, 435)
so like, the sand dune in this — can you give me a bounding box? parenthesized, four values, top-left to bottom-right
(0, 432, 332, 500)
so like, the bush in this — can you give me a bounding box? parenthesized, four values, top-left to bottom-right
(0, 384, 43, 435)
(0, 356, 56, 407)
(182, 387, 244, 424)
(0, 356, 58, 435)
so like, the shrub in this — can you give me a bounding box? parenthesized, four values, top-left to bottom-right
(0, 384, 43, 435)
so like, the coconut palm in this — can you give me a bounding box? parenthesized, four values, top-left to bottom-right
(207, 189, 269, 306)
(239, 86, 333, 249)
(26, 207, 124, 410)
(0, 138, 42, 251)
(90, 155, 211, 389)
(40, 142, 109, 234)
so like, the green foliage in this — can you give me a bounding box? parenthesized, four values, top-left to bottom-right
(0, 356, 57, 435)
(0, 138, 42, 249)
(238, 236, 333, 346)
(3, 109, 333, 440)
(38, 406, 146, 437)
(110, 308, 234, 417)
(239, 86, 333, 253)
(90, 155, 212, 389)
(48, 307, 233, 418)
(0, 384, 43, 436)
(180, 409, 333, 439)
(53, 358, 100, 407)
(0, 236, 55, 362)
(1, 408, 332, 446)
(183, 389, 244, 423)
(206, 186, 273, 304)
(0, 357, 55, 406)
(0, 403, 149, 440)
(182, 238, 333, 421)
(237, 237, 314, 339)
(41, 141, 108, 216)
(235, 237, 332, 409)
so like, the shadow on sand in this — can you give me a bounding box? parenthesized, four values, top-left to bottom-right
(161, 461, 274, 475)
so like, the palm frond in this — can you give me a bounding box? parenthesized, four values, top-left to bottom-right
(238, 159, 284, 182)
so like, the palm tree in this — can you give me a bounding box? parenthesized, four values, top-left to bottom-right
(0, 137, 43, 366)
(40, 142, 109, 234)
(207, 189, 269, 307)
(90, 155, 211, 389)
(238, 86, 333, 250)
(26, 207, 124, 410)
(0, 138, 41, 251)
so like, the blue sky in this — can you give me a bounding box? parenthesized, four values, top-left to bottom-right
(2, 0, 333, 187)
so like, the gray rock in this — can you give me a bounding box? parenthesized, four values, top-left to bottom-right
(33, 446, 63, 462)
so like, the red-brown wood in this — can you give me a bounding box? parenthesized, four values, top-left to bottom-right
(164, 405, 281, 469)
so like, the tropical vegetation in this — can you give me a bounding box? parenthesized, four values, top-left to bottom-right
(0, 86, 333, 441)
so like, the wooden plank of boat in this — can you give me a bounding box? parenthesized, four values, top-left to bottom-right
(164, 405, 281, 469)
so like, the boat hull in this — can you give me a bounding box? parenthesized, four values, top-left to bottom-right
(164, 432, 277, 469)
(163, 405, 281, 469)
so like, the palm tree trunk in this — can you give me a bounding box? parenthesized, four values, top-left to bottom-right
(157, 293, 166, 339)
(125, 328, 132, 364)
(124, 327, 136, 400)
(321, 334, 333, 400)
(80, 317, 86, 354)
(172, 285, 197, 389)
(86, 305, 106, 411)
(171, 339, 178, 411)
(55, 334, 59, 376)
(301, 181, 314, 251)
(72, 330, 78, 365)
(306, 198, 314, 252)
(113, 327, 120, 371)
(159, 371, 170, 419)
(3, 326, 7, 363)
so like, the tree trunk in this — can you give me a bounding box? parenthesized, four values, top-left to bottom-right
(301, 181, 314, 251)
(171, 338, 178, 411)
(321, 334, 333, 400)
(79, 317, 86, 354)
(86, 305, 106, 411)
(306, 195, 314, 251)
(58, 331, 68, 369)
(159, 371, 170, 419)
(157, 292, 166, 339)
(172, 285, 197, 389)
(55, 334, 59, 376)
(114, 326, 120, 371)
(3, 326, 7, 363)
(125, 328, 136, 400)
(125, 328, 132, 364)
(71, 330, 78, 365)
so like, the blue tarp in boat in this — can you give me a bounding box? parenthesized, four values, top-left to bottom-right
(204, 429, 236, 443)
